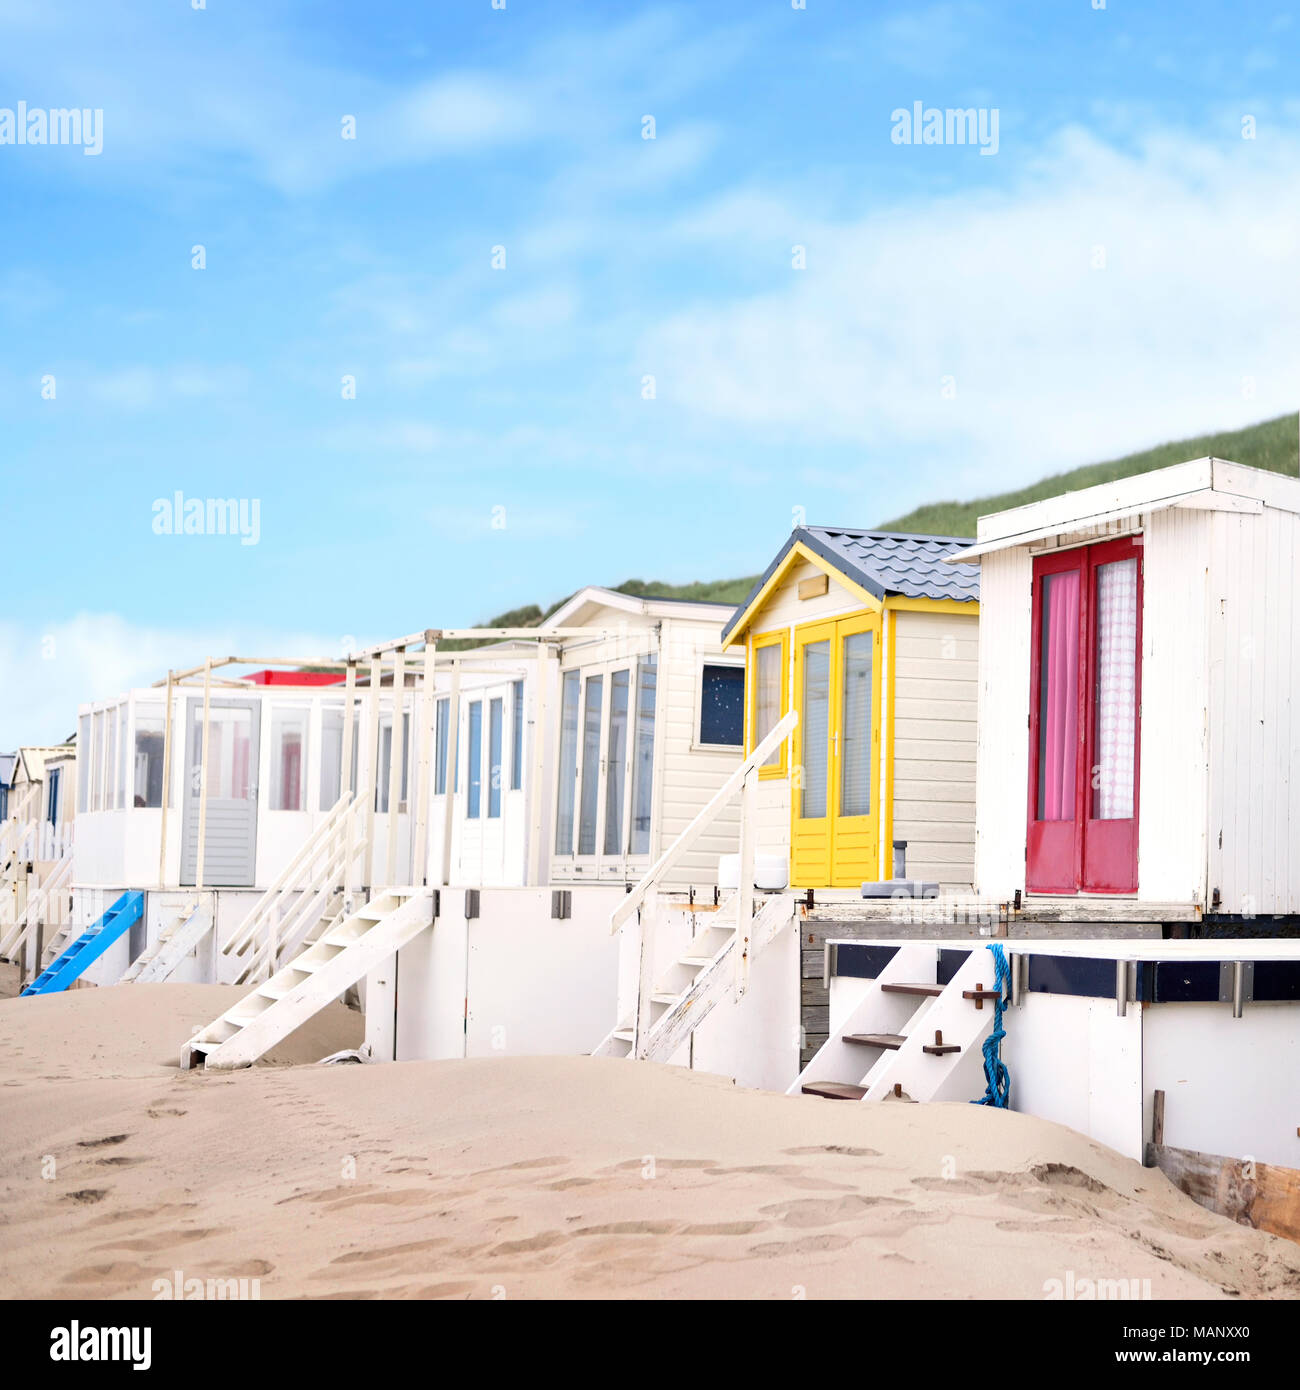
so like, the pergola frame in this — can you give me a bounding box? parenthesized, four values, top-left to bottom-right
(149, 627, 616, 893)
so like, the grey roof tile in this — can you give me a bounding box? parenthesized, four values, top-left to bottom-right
(723, 527, 978, 642)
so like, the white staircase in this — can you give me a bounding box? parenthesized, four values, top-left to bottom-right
(181, 887, 434, 1071)
(119, 898, 212, 984)
(596, 709, 798, 1063)
(594, 892, 795, 1061)
(223, 792, 367, 985)
(0, 848, 73, 964)
(789, 945, 1003, 1103)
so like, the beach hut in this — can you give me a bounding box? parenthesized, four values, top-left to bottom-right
(0, 742, 77, 972)
(951, 457, 1300, 925)
(719, 527, 979, 891)
(801, 935, 1300, 1243)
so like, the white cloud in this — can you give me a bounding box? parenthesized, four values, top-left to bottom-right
(0, 614, 346, 745)
(640, 125, 1300, 485)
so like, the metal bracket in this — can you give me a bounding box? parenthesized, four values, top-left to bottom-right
(823, 940, 838, 990)
(1115, 959, 1137, 1016)
(550, 889, 571, 921)
(1218, 960, 1253, 1017)
(464, 888, 480, 921)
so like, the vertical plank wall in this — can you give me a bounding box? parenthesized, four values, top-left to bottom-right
(891, 609, 979, 887)
(1208, 504, 1300, 915)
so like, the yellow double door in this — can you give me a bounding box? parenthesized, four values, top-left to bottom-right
(790, 613, 882, 888)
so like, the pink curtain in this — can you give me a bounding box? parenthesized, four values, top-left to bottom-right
(1040, 571, 1079, 820)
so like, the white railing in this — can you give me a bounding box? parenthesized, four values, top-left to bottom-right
(225, 792, 368, 983)
(0, 847, 74, 963)
(611, 709, 797, 1052)
(1, 784, 40, 872)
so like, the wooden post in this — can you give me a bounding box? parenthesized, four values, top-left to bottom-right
(385, 647, 405, 886)
(340, 658, 357, 894)
(411, 635, 437, 887)
(633, 887, 658, 1057)
(440, 662, 461, 886)
(157, 670, 175, 887)
(194, 658, 213, 892)
(736, 766, 756, 997)
(526, 643, 549, 885)
(362, 656, 382, 890)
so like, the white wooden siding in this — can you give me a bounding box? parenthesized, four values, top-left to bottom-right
(656, 616, 745, 889)
(892, 609, 978, 888)
(972, 546, 1032, 899)
(1207, 504, 1300, 915)
(1136, 507, 1210, 906)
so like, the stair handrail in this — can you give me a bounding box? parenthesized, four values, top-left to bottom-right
(238, 814, 369, 982)
(0, 846, 74, 961)
(611, 709, 797, 935)
(1, 783, 40, 872)
(224, 791, 362, 958)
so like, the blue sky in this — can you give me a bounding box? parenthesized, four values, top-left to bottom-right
(4, 0, 1300, 740)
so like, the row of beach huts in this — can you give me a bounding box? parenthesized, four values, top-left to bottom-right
(4, 456, 1300, 1241)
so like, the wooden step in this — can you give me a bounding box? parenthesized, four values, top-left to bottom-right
(843, 1032, 905, 1050)
(880, 982, 944, 997)
(801, 1081, 867, 1101)
(922, 1029, 960, 1056)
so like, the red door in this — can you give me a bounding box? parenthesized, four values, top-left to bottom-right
(1026, 536, 1142, 894)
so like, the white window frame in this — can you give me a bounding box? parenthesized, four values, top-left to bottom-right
(691, 654, 747, 753)
(551, 653, 653, 881)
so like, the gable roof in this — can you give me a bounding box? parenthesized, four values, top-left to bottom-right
(542, 585, 736, 632)
(947, 457, 1300, 562)
(721, 527, 979, 644)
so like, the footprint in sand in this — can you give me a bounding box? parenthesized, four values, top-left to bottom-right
(146, 1107, 187, 1119)
(90, 1226, 226, 1254)
(328, 1238, 450, 1266)
(782, 1145, 882, 1158)
(749, 1232, 853, 1256)
(759, 1194, 908, 1228)
(77, 1134, 130, 1149)
(62, 1189, 108, 1205)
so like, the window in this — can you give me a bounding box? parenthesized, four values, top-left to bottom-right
(554, 671, 581, 854)
(800, 639, 831, 819)
(92, 710, 105, 810)
(47, 767, 61, 825)
(603, 669, 630, 855)
(375, 712, 408, 814)
(117, 704, 127, 809)
(188, 705, 253, 801)
(103, 706, 117, 811)
(510, 680, 524, 790)
(319, 707, 357, 811)
(134, 708, 165, 808)
(1028, 537, 1142, 895)
(320, 708, 342, 810)
(750, 632, 788, 773)
(488, 698, 503, 818)
(77, 714, 90, 812)
(629, 659, 656, 855)
(577, 675, 604, 855)
(270, 709, 307, 811)
(467, 702, 483, 818)
(434, 698, 450, 795)
(699, 663, 745, 746)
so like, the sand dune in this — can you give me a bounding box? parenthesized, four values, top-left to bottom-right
(0, 982, 1297, 1300)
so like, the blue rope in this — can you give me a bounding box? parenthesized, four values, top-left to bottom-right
(973, 943, 1011, 1109)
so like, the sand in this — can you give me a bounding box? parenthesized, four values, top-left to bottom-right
(0, 980, 1297, 1300)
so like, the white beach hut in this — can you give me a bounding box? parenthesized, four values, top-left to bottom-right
(952, 457, 1300, 926)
